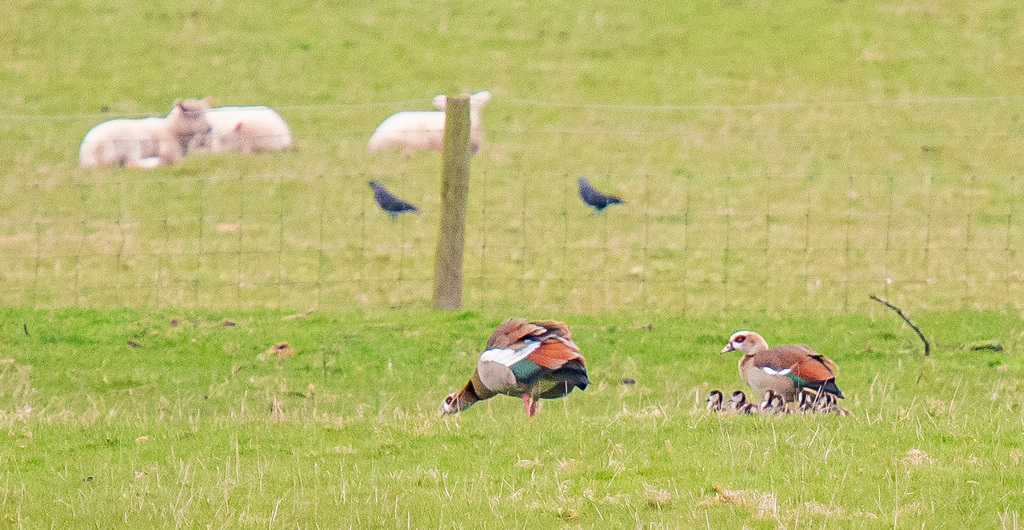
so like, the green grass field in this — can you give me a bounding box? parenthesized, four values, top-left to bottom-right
(1, 309, 1021, 527)
(2, 0, 1024, 527)
(2, 0, 1023, 313)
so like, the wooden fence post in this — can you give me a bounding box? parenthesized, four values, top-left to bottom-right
(433, 96, 471, 310)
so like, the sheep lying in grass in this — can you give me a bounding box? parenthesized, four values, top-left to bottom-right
(368, 90, 491, 154)
(192, 105, 293, 154)
(79, 98, 212, 168)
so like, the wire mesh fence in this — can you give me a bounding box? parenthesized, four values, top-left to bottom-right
(1, 96, 1021, 314)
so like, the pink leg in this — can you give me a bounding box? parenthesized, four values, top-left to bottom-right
(522, 394, 536, 417)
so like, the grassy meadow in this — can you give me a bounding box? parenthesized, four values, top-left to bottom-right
(1, 308, 1022, 528)
(1, 0, 1024, 527)
(1, 0, 1023, 313)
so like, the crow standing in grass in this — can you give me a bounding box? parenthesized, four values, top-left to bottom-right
(369, 181, 419, 216)
(577, 177, 624, 211)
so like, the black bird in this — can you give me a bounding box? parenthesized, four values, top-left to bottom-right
(369, 181, 419, 216)
(577, 177, 624, 211)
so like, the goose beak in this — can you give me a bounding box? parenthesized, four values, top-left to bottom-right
(440, 398, 456, 416)
(721, 343, 735, 354)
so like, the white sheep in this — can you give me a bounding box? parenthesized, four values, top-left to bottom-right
(368, 90, 491, 154)
(79, 98, 213, 168)
(192, 105, 293, 154)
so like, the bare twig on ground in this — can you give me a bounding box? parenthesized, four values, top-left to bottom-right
(870, 294, 930, 356)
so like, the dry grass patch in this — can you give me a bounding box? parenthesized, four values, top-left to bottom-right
(902, 448, 935, 467)
(698, 485, 779, 518)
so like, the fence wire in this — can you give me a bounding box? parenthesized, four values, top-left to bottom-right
(0, 97, 1022, 314)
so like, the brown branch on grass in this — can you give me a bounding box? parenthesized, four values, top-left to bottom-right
(870, 294, 930, 356)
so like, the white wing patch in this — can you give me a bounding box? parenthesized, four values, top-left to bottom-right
(479, 341, 541, 367)
(761, 366, 792, 376)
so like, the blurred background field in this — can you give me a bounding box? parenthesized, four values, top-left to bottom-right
(2, 0, 1024, 527)
(2, 0, 1023, 314)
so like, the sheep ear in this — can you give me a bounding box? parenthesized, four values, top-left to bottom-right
(432, 94, 447, 110)
(201, 97, 212, 108)
(177, 99, 187, 112)
(472, 91, 492, 105)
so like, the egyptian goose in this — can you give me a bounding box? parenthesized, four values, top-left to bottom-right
(721, 331, 844, 403)
(706, 389, 725, 412)
(728, 390, 750, 413)
(796, 389, 815, 412)
(760, 389, 787, 414)
(798, 388, 852, 416)
(441, 319, 589, 417)
(799, 389, 831, 411)
(813, 392, 839, 412)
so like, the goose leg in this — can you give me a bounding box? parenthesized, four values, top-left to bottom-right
(522, 394, 537, 417)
